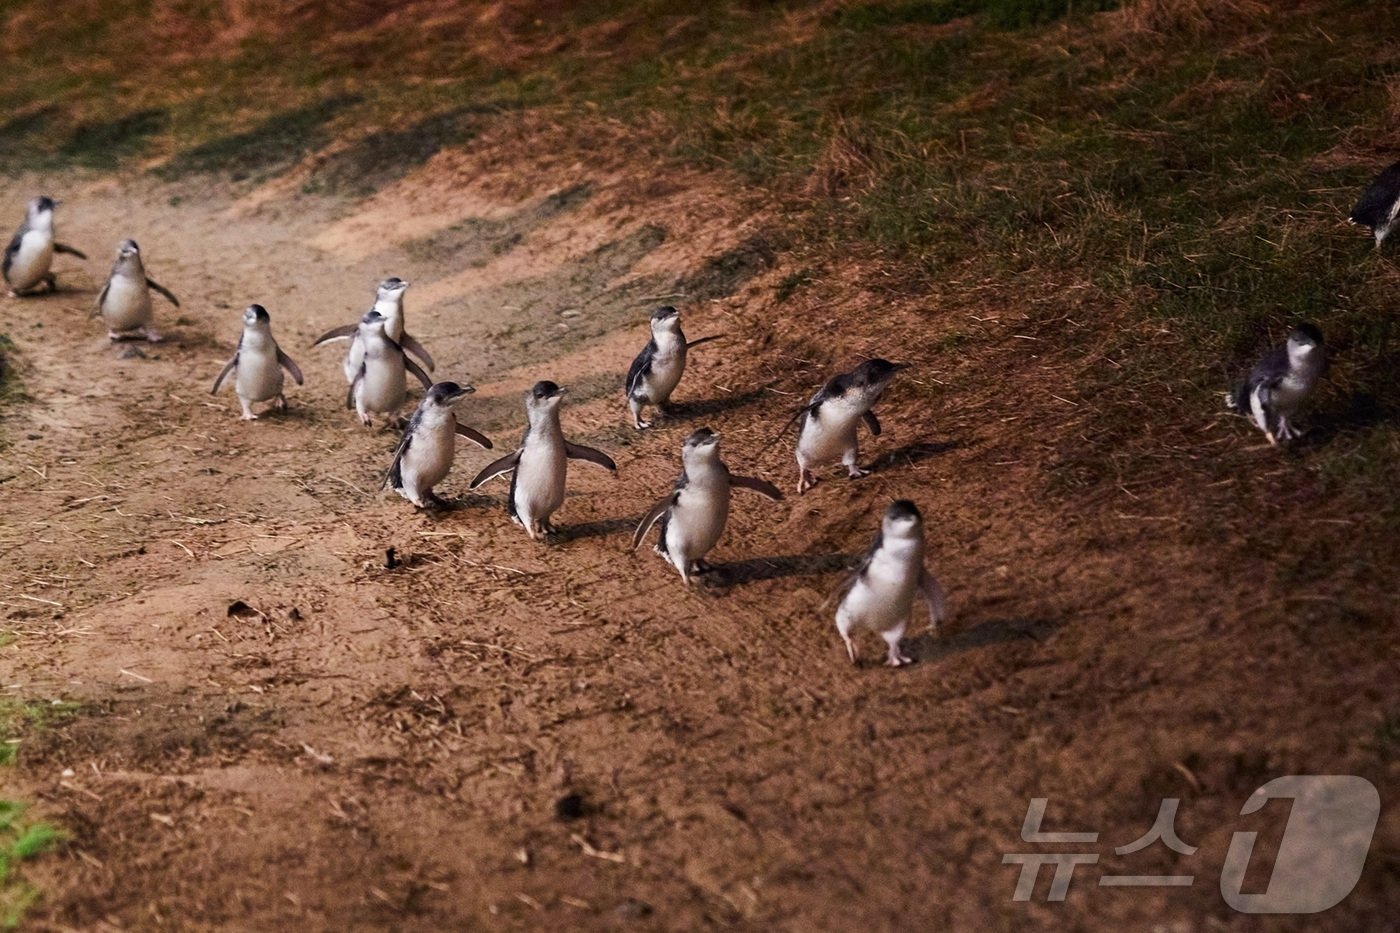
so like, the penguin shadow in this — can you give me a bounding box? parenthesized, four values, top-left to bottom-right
(432, 491, 507, 515)
(556, 516, 635, 542)
(1295, 391, 1398, 447)
(900, 617, 1061, 664)
(865, 439, 962, 475)
(702, 552, 856, 588)
(663, 387, 771, 423)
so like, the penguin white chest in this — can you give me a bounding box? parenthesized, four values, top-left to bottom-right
(643, 343, 687, 403)
(234, 335, 284, 403)
(798, 401, 862, 464)
(102, 274, 152, 330)
(841, 543, 922, 632)
(8, 231, 53, 290)
(358, 353, 408, 413)
(403, 416, 456, 491)
(665, 477, 731, 561)
(514, 435, 566, 520)
(1272, 372, 1313, 415)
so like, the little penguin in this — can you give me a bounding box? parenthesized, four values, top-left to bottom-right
(384, 381, 493, 508)
(834, 500, 947, 667)
(788, 358, 906, 494)
(1226, 323, 1328, 445)
(624, 306, 723, 429)
(469, 381, 616, 539)
(3, 196, 86, 296)
(97, 239, 179, 342)
(312, 277, 434, 383)
(346, 310, 433, 427)
(210, 304, 305, 420)
(631, 428, 783, 584)
(1349, 161, 1400, 249)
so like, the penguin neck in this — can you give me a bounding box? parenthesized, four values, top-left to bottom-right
(29, 213, 54, 235)
(652, 328, 684, 354)
(1288, 344, 1321, 373)
(682, 452, 726, 484)
(526, 406, 562, 436)
(373, 298, 405, 338)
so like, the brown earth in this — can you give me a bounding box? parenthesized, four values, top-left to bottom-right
(1, 133, 1397, 932)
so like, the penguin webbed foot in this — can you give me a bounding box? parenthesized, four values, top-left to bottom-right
(275, 394, 288, 411)
(846, 466, 871, 480)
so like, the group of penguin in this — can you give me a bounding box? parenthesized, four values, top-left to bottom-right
(5, 158, 1399, 666)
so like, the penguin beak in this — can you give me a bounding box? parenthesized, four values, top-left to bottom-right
(451, 385, 475, 402)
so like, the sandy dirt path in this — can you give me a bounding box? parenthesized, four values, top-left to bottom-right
(1, 163, 1395, 932)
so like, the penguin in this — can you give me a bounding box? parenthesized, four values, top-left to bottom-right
(346, 310, 433, 427)
(96, 239, 179, 342)
(631, 428, 783, 584)
(311, 277, 434, 383)
(1226, 323, 1328, 445)
(3, 196, 86, 295)
(785, 358, 907, 494)
(1349, 161, 1400, 249)
(384, 381, 493, 508)
(834, 500, 947, 667)
(210, 304, 305, 420)
(624, 306, 723, 429)
(469, 381, 616, 539)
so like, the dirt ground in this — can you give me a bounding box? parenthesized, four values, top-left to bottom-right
(1, 141, 1397, 931)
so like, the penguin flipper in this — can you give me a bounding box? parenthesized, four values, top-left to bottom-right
(277, 349, 305, 385)
(625, 340, 656, 400)
(754, 404, 812, 459)
(312, 322, 359, 346)
(919, 568, 947, 630)
(632, 493, 678, 550)
(403, 353, 434, 391)
(564, 441, 617, 472)
(210, 355, 238, 394)
(146, 277, 180, 307)
(399, 332, 436, 372)
(2, 232, 18, 281)
(453, 422, 493, 449)
(685, 334, 724, 349)
(346, 367, 363, 410)
(730, 474, 784, 501)
(861, 410, 882, 437)
(469, 449, 522, 488)
(54, 242, 87, 259)
(95, 279, 110, 313)
(384, 430, 412, 491)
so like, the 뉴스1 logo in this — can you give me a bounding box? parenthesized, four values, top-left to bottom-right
(1003, 775, 1381, 914)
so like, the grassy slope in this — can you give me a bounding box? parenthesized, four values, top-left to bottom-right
(1, 0, 1397, 917)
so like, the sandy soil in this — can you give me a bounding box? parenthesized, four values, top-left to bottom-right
(1, 147, 1396, 932)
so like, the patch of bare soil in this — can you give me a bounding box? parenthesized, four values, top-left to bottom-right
(1, 138, 1396, 932)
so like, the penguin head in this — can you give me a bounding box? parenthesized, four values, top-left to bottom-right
(425, 381, 475, 407)
(113, 239, 142, 270)
(361, 309, 388, 334)
(1287, 323, 1324, 354)
(377, 277, 409, 300)
(243, 304, 271, 328)
(850, 358, 907, 396)
(649, 306, 682, 334)
(526, 380, 564, 417)
(27, 196, 57, 224)
(681, 427, 722, 463)
(882, 499, 924, 538)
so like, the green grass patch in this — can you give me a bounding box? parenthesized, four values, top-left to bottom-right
(0, 800, 61, 930)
